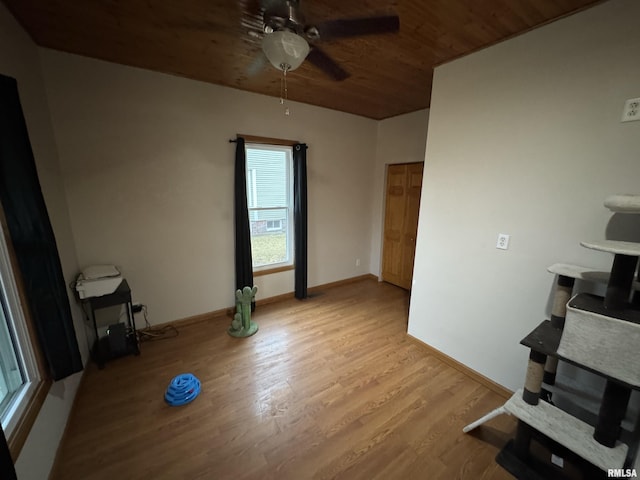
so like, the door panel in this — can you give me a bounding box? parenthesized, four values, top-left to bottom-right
(382, 162, 423, 290)
(400, 163, 423, 289)
(382, 165, 407, 286)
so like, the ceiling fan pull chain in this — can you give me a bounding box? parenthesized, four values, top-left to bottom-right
(280, 70, 284, 105)
(279, 67, 290, 116)
(284, 68, 290, 116)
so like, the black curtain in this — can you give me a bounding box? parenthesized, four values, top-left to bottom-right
(0, 426, 16, 480)
(293, 143, 308, 299)
(234, 137, 254, 301)
(0, 74, 82, 380)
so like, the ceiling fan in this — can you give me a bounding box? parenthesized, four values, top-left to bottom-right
(252, 0, 400, 81)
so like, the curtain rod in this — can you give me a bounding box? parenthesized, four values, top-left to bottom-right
(230, 134, 301, 146)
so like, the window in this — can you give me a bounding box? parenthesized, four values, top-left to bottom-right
(245, 143, 294, 272)
(0, 224, 43, 448)
(0, 309, 23, 413)
(266, 220, 282, 232)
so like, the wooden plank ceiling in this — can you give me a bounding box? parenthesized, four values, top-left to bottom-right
(3, 0, 603, 119)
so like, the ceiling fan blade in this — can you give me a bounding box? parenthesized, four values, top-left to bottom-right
(240, 0, 264, 16)
(314, 15, 400, 40)
(306, 47, 350, 81)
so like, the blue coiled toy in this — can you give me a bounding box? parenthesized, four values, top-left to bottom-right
(164, 373, 201, 406)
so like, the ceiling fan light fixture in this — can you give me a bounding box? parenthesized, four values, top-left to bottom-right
(261, 30, 310, 72)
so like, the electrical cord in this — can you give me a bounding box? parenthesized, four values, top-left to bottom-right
(135, 304, 179, 342)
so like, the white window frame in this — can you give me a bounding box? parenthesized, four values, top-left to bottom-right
(245, 142, 294, 273)
(0, 223, 44, 448)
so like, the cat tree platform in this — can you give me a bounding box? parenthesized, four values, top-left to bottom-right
(547, 263, 640, 291)
(604, 194, 640, 213)
(580, 240, 640, 257)
(504, 388, 629, 471)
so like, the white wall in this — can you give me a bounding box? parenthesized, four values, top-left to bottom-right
(0, 3, 88, 479)
(41, 50, 378, 326)
(371, 110, 430, 277)
(408, 0, 640, 391)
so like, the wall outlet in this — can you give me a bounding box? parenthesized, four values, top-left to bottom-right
(496, 233, 510, 250)
(355, 258, 361, 267)
(621, 97, 640, 122)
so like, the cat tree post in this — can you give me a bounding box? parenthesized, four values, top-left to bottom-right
(228, 285, 259, 338)
(543, 272, 575, 388)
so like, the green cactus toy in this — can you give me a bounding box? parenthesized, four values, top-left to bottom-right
(228, 285, 258, 337)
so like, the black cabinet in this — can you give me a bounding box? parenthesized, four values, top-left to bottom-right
(81, 279, 139, 368)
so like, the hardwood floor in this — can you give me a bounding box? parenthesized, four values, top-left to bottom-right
(52, 278, 515, 479)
